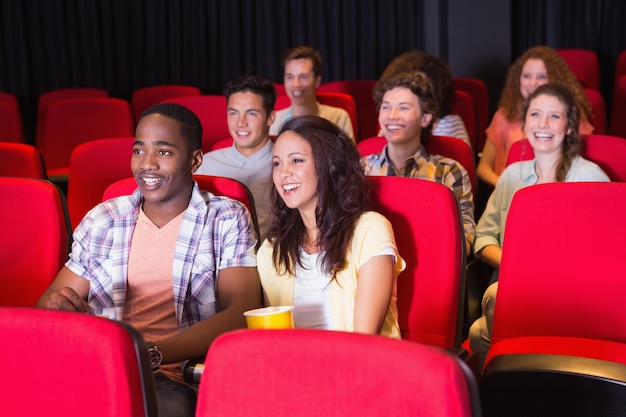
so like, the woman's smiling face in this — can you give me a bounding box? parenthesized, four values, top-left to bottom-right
(272, 130, 319, 216)
(525, 93, 570, 156)
(520, 58, 549, 98)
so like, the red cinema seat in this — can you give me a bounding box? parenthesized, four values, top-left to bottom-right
(318, 80, 378, 141)
(358, 135, 477, 198)
(36, 88, 109, 146)
(316, 91, 359, 140)
(0, 142, 46, 178)
(274, 92, 359, 140)
(454, 77, 490, 156)
(584, 88, 606, 134)
(556, 48, 600, 90)
(451, 89, 477, 152)
(0, 92, 24, 142)
(131, 85, 201, 121)
(480, 182, 626, 416)
(505, 134, 626, 182)
(272, 83, 287, 96)
(103, 175, 260, 241)
(0, 307, 157, 416)
(162, 95, 230, 153)
(37, 97, 134, 180)
(67, 137, 134, 229)
(197, 329, 481, 417)
(368, 176, 466, 349)
(0, 178, 71, 307)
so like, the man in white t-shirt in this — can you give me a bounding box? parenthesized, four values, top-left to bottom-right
(270, 45, 354, 141)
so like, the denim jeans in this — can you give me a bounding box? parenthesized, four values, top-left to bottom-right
(154, 372, 197, 417)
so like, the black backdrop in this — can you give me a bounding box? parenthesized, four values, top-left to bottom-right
(2, 0, 626, 144)
(512, 0, 626, 106)
(0, 0, 426, 141)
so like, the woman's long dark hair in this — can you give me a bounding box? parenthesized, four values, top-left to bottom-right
(267, 115, 371, 279)
(522, 83, 582, 182)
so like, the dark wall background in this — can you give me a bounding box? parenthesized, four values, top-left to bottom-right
(1, 0, 626, 144)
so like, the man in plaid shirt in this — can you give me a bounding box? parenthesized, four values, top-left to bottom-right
(38, 103, 261, 417)
(363, 72, 475, 253)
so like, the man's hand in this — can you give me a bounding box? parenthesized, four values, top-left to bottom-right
(41, 287, 90, 312)
(37, 267, 90, 312)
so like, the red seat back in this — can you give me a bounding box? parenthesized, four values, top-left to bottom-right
(368, 176, 466, 348)
(0, 142, 46, 178)
(356, 135, 387, 157)
(483, 183, 626, 413)
(272, 83, 287, 96)
(492, 182, 626, 346)
(103, 175, 260, 240)
(581, 134, 626, 181)
(454, 77, 490, 155)
(162, 95, 229, 153)
(610, 76, 626, 138)
(37, 97, 134, 179)
(0, 91, 19, 106)
(210, 137, 235, 151)
(316, 91, 358, 140)
(318, 80, 378, 141)
(36, 88, 109, 146)
(274, 94, 290, 111)
(197, 329, 481, 417)
(0, 178, 70, 306)
(1, 307, 157, 416)
(504, 137, 534, 167)
(451, 89, 477, 151)
(0, 92, 24, 142)
(556, 48, 600, 90)
(584, 88, 606, 134)
(67, 137, 135, 229)
(358, 135, 477, 198)
(505, 135, 626, 182)
(131, 85, 201, 121)
(427, 135, 477, 197)
(274, 92, 359, 140)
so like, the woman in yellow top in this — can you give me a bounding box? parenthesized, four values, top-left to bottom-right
(257, 115, 405, 338)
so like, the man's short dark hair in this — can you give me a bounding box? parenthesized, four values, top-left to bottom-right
(223, 74, 277, 116)
(140, 102, 203, 151)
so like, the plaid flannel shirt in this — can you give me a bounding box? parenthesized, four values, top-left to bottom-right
(362, 144, 475, 248)
(66, 182, 257, 330)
